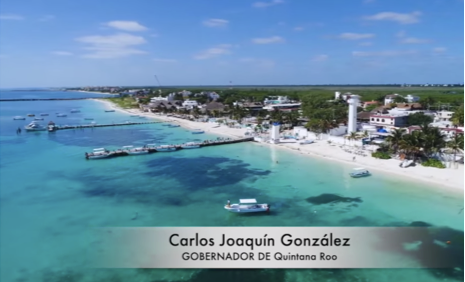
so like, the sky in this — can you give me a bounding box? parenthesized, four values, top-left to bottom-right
(0, 0, 463, 87)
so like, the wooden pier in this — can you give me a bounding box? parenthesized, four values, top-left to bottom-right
(84, 137, 254, 160)
(49, 121, 165, 131)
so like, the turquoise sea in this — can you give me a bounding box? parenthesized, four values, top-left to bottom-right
(0, 91, 463, 282)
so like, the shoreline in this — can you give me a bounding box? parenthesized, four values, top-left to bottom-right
(92, 98, 465, 193)
(70, 90, 119, 96)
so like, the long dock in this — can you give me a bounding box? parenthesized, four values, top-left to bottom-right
(49, 121, 165, 131)
(85, 137, 254, 160)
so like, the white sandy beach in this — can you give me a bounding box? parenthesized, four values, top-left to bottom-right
(93, 99, 465, 192)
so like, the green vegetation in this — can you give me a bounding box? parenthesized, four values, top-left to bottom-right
(421, 159, 446, 169)
(451, 104, 464, 126)
(106, 97, 139, 109)
(406, 112, 434, 126)
(371, 152, 391, 159)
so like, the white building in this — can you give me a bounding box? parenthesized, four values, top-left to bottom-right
(434, 110, 454, 123)
(180, 90, 192, 97)
(264, 96, 290, 105)
(404, 94, 420, 103)
(150, 93, 175, 103)
(270, 122, 280, 144)
(347, 95, 360, 133)
(369, 114, 409, 127)
(384, 94, 400, 105)
(182, 100, 199, 109)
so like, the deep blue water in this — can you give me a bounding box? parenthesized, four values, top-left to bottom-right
(0, 91, 463, 282)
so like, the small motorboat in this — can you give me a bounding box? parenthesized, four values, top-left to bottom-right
(181, 142, 201, 149)
(27, 114, 35, 117)
(105, 110, 115, 112)
(56, 113, 67, 117)
(48, 121, 57, 132)
(349, 168, 371, 178)
(168, 124, 180, 128)
(299, 139, 314, 145)
(34, 117, 44, 121)
(400, 160, 414, 168)
(85, 148, 111, 159)
(122, 145, 149, 155)
(225, 199, 270, 213)
(192, 129, 205, 134)
(24, 121, 47, 131)
(40, 113, 49, 116)
(13, 116, 26, 120)
(70, 109, 80, 113)
(156, 145, 177, 152)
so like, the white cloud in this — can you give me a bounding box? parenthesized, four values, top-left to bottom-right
(337, 33, 375, 40)
(0, 14, 24, 20)
(203, 18, 229, 27)
(104, 21, 148, 32)
(359, 42, 373, 46)
(39, 15, 55, 22)
(75, 33, 148, 59)
(352, 50, 417, 57)
(153, 58, 177, 63)
(364, 11, 422, 24)
(293, 26, 304, 31)
(239, 58, 275, 68)
(312, 55, 328, 62)
(252, 0, 284, 8)
(400, 37, 430, 44)
(433, 47, 446, 53)
(193, 44, 233, 60)
(251, 36, 285, 44)
(51, 51, 73, 56)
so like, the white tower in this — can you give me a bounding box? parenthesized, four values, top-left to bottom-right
(270, 122, 280, 144)
(335, 91, 341, 100)
(347, 95, 360, 134)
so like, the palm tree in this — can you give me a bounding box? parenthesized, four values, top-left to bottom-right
(386, 128, 406, 153)
(400, 131, 422, 161)
(348, 131, 359, 147)
(446, 134, 464, 168)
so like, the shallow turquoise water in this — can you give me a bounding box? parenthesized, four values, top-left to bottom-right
(0, 91, 463, 282)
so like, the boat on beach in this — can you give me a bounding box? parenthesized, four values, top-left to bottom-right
(13, 116, 26, 120)
(299, 139, 314, 145)
(225, 199, 270, 213)
(156, 145, 177, 152)
(349, 168, 371, 178)
(122, 145, 149, 155)
(85, 148, 111, 159)
(192, 129, 205, 134)
(25, 121, 47, 131)
(181, 142, 201, 149)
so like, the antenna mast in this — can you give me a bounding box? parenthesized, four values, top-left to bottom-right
(154, 75, 162, 94)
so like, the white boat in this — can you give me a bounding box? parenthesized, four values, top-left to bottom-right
(225, 199, 270, 213)
(299, 139, 314, 145)
(56, 113, 67, 117)
(13, 116, 26, 120)
(192, 129, 205, 134)
(156, 145, 177, 152)
(168, 124, 180, 128)
(181, 142, 201, 149)
(85, 148, 111, 159)
(34, 117, 44, 121)
(400, 160, 414, 168)
(349, 168, 371, 178)
(24, 121, 47, 131)
(122, 145, 149, 155)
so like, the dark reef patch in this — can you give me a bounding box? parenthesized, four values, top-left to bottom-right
(46, 127, 165, 148)
(306, 193, 362, 205)
(145, 156, 271, 190)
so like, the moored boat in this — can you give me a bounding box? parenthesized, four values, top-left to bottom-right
(27, 114, 35, 117)
(85, 148, 111, 159)
(122, 145, 149, 155)
(168, 124, 180, 128)
(192, 129, 205, 134)
(70, 109, 80, 113)
(24, 121, 47, 131)
(349, 168, 371, 178)
(40, 113, 49, 116)
(299, 139, 314, 145)
(56, 113, 67, 117)
(224, 199, 270, 213)
(181, 142, 201, 149)
(84, 118, 94, 120)
(13, 116, 26, 120)
(156, 145, 177, 152)
(34, 117, 44, 121)
(105, 110, 115, 112)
